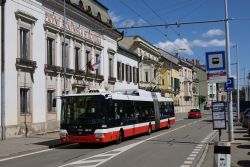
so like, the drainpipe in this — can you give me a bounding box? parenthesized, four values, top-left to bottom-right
(1, 0, 6, 140)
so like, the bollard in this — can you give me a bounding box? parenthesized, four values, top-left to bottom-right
(213, 141, 231, 167)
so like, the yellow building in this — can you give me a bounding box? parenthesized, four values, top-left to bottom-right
(159, 49, 181, 106)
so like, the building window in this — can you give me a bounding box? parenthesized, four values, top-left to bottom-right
(136, 68, 139, 83)
(20, 88, 29, 114)
(74, 47, 80, 71)
(47, 37, 55, 65)
(145, 72, 149, 82)
(95, 54, 100, 75)
(154, 69, 157, 79)
(130, 66, 132, 82)
(16, 11, 37, 61)
(20, 27, 30, 60)
(162, 79, 164, 85)
(133, 67, 136, 83)
(86, 50, 90, 73)
(125, 64, 129, 82)
(47, 90, 55, 113)
(117, 62, 121, 80)
(61, 42, 68, 68)
(109, 56, 114, 77)
(122, 63, 125, 80)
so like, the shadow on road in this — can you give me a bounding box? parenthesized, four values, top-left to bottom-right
(237, 144, 250, 149)
(237, 160, 250, 167)
(202, 119, 213, 123)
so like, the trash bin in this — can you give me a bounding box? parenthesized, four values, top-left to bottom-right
(213, 141, 231, 167)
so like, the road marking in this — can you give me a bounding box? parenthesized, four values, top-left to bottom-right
(180, 130, 216, 167)
(0, 149, 52, 162)
(184, 161, 193, 164)
(58, 119, 205, 167)
(187, 157, 195, 160)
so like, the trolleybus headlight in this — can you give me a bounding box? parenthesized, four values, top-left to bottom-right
(95, 133, 105, 138)
(60, 129, 68, 137)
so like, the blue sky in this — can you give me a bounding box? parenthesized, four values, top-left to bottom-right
(99, 0, 250, 88)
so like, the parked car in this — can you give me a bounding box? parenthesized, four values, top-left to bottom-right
(188, 109, 201, 119)
(241, 109, 250, 128)
(240, 108, 250, 122)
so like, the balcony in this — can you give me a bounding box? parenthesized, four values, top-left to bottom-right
(85, 72, 104, 82)
(44, 64, 61, 75)
(72, 80, 87, 88)
(16, 58, 37, 73)
(74, 70, 86, 79)
(184, 76, 192, 83)
(108, 76, 116, 84)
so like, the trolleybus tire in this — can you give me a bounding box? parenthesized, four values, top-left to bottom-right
(116, 130, 123, 144)
(168, 120, 171, 129)
(147, 124, 152, 135)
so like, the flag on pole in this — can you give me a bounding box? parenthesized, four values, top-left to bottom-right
(87, 60, 93, 71)
(92, 59, 101, 70)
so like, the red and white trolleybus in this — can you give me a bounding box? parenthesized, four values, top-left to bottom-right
(59, 89, 175, 144)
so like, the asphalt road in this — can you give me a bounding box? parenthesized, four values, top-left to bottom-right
(0, 110, 214, 167)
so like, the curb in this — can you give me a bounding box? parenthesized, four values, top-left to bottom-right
(196, 131, 217, 167)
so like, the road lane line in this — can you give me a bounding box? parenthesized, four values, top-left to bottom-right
(58, 118, 207, 167)
(180, 130, 216, 167)
(0, 149, 52, 162)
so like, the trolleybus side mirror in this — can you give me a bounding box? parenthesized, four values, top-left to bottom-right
(53, 98, 57, 107)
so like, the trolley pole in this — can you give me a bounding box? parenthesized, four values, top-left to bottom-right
(224, 0, 234, 142)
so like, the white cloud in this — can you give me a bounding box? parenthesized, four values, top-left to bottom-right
(120, 19, 135, 27)
(109, 11, 122, 24)
(192, 39, 225, 47)
(155, 38, 226, 55)
(202, 29, 224, 37)
(155, 38, 193, 55)
(120, 18, 146, 27)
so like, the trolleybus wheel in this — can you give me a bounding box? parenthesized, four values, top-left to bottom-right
(147, 124, 152, 135)
(116, 130, 123, 144)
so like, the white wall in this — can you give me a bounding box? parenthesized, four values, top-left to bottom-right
(5, 0, 46, 125)
(114, 51, 138, 91)
(102, 35, 117, 83)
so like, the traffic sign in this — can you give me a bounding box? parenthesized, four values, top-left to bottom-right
(224, 77, 234, 92)
(205, 51, 227, 83)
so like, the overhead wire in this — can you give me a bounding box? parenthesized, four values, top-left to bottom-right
(179, 0, 208, 21)
(118, 0, 173, 41)
(140, 0, 182, 39)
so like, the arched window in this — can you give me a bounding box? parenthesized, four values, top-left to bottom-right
(97, 12, 101, 20)
(87, 6, 92, 14)
(79, 0, 84, 10)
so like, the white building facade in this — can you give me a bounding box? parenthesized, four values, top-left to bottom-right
(179, 60, 194, 112)
(0, 0, 138, 139)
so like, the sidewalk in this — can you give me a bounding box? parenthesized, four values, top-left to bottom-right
(202, 124, 250, 167)
(0, 132, 60, 159)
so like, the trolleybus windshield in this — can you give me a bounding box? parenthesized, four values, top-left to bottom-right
(61, 95, 105, 125)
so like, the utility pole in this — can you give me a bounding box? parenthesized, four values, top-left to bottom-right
(224, 0, 234, 142)
(235, 45, 240, 123)
(63, 0, 66, 95)
(244, 67, 246, 101)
